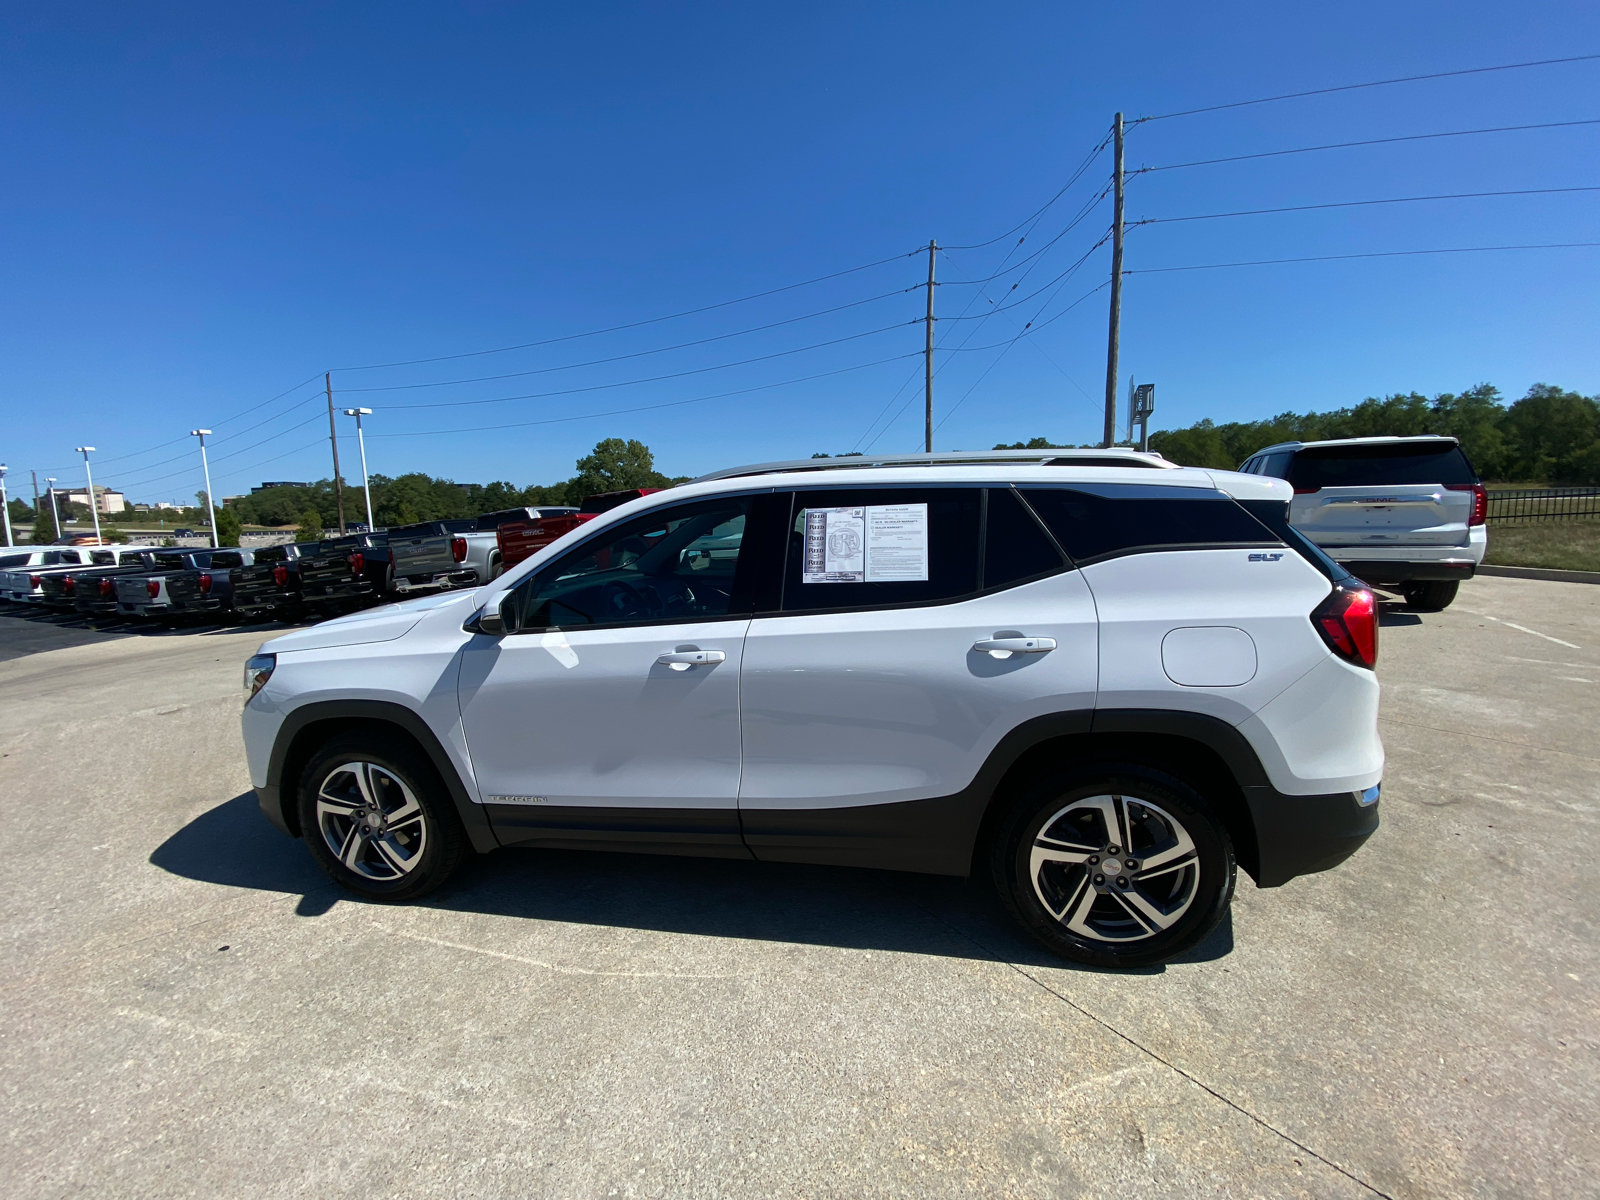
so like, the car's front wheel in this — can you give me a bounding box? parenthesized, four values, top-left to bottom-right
(1402, 580, 1459, 611)
(992, 766, 1235, 968)
(297, 734, 468, 900)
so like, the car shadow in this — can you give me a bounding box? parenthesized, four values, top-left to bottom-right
(150, 792, 1234, 974)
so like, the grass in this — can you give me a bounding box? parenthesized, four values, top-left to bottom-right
(1485, 517, 1600, 573)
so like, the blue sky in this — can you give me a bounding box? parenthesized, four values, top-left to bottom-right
(3, 2, 1597, 503)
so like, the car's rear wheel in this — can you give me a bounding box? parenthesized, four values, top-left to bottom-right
(297, 733, 468, 901)
(1402, 580, 1459, 611)
(992, 765, 1235, 968)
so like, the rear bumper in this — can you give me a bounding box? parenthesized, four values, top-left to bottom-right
(394, 571, 476, 592)
(1338, 559, 1476, 585)
(1244, 784, 1380, 887)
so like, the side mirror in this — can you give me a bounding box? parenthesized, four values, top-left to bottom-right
(473, 592, 519, 636)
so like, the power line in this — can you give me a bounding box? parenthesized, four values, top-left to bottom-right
(104, 413, 326, 493)
(941, 129, 1113, 250)
(1133, 53, 1600, 124)
(1123, 241, 1600, 274)
(1138, 118, 1600, 173)
(330, 250, 922, 373)
(376, 321, 915, 412)
(337, 287, 914, 393)
(366, 352, 922, 439)
(1142, 185, 1600, 225)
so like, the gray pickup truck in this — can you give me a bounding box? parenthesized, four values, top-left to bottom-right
(384, 520, 480, 594)
(386, 508, 573, 593)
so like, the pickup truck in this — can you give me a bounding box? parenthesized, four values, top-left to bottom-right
(35, 548, 160, 610)
(0, 546, 150, 603)
(494, 491, 659, 573)
(294, 532, 391, 613)
(229, 543, 306, 622)
(385, 520, 480, 594)
(114, 548, 255, 620)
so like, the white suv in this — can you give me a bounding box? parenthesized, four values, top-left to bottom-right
(241, 449, 1383, 968)
(1239, 435, 1487, 611)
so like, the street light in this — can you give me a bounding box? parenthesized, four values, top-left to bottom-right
(191, 430, 218, 548)
(74, 448, 102, 543)
(343, 408, 375, 532)
(45, 477, 61, 543)
(0, 464, 11, 547)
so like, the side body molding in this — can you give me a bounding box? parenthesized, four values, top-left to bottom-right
(258, 699, 499, 854)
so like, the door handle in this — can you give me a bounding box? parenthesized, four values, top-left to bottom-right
(657, 650, 726, 671)
(973, 637, 1056, 659)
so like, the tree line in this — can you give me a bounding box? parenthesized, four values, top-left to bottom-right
(1144, 384, 1600, 483)
(227, 437, 687, 531)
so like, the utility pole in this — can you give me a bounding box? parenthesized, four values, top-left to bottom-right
(1102, 112, 1125, 449)
(924, 239, 937, 453)
(325, 372, 347, 536)
(30, 470, 40, 521)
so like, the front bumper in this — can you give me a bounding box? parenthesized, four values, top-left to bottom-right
(1244, 784, 1380, 887)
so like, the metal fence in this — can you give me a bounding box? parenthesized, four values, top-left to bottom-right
(1486, 487, 1600, 523)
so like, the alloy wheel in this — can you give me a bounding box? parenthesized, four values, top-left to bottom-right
(315, 761, 429, 881)
(1028, 793, 1200, 943)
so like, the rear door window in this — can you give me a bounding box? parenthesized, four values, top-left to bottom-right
(1021, 487, 1280, 566)
(781, 488, 980, 612)
(1287, 442, 1476, 489)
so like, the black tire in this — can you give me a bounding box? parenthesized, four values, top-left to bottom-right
(489, 557, 505, 580)
(296, 732, 468, 901)
(991, 764, 1235, 969)
(1402, 580, 1459, 611)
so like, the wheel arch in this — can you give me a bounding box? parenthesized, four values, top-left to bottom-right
(262, 700, 497, 853)
(969, 709, 1266, 884)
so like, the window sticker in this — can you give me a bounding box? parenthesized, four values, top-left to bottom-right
(802, 503, 929, 583)
(803, 506, 866, 582)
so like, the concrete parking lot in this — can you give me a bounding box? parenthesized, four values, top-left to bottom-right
(1, 576, 1595, 1199)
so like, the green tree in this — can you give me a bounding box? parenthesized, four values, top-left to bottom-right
(1502, 385, 1600, 483)
(215, 506, 243, 548)
(296, 509, 324, 542)
(30, 498, 58, 544)
(571, 438, 672, 495)
(992, 437, 1068, 450)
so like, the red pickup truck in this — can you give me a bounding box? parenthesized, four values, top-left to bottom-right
(495, 488, 662, 574)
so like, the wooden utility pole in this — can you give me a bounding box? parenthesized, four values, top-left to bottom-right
(326, 372, 347, 536)
(1102, 112, 1125, 449)
(30, 471, 40, 517)
(924, 239, 937, 453)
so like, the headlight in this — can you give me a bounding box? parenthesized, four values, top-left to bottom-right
(243, 653, 276, 704)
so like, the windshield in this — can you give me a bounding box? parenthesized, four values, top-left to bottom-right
(1287, 442, 1476, 489)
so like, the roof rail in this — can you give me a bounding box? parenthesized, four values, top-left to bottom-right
(693, 447, 1174, 484)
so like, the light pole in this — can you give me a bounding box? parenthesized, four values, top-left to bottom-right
(75, 447, 102, 543)
(45, 477, 61, 543)
(191, 430, 218, 547)
(0, 464, 12, 547)
(343, 408, 374, 532)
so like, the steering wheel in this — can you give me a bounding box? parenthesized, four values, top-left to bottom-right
(601, 579, 660, 620)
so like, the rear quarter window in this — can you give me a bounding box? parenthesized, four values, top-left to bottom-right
(1020, 487, 1280, 565)
(1288, 442, 1476, 488)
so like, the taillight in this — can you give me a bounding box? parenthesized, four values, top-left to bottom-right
(388, 547, 395, 564)
(147, 579, 161, 599)
(349, 552, 365, 575)
(199, 573, 213, 595)
(64, 576, 76, 594)
(272, 565, 289, 586)
(451, 536, 468, 563)
(1292, 486, 1320, 495)
(99, 578, 114, 596)
(29, 574, 41, 588)
(1312, 585, 1378, 670)
(1447, 482, 1488, 527)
